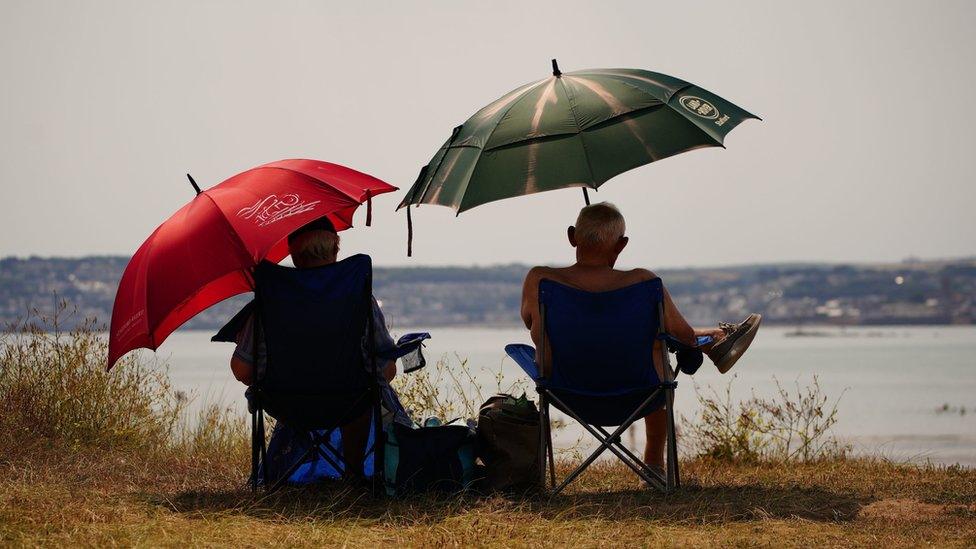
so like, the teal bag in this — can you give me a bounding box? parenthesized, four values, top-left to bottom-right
(384, 418, 477, 496)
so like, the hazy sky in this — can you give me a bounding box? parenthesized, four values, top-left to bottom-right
(1, 0, 974, 268)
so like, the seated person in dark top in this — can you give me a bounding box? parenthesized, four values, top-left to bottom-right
(230, 217, 411, 479)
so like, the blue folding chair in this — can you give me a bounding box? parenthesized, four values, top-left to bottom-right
(505, 278, 706, 494)
(244, 254, 385, 493)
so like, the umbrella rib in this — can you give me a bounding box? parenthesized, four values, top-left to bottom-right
(555, 76, 598, 189)
(144, 193, 258, 346)
(258, 166, 362, 202)
(603, 76, 755, 144)
(136, 225, 163, 348)
(454, 78, 551, 212)
(595, 71, 691, 102)
(482, 103, 667, 153)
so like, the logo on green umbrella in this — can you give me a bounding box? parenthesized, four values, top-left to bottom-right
(679, 96, 720, 120)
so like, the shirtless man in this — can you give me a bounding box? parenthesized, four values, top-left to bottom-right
(520, 202, 761, 472)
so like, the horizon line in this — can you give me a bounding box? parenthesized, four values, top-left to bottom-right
(3, 253, 975, 272)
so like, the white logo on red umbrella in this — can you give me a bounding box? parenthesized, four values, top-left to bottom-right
(237, 194, 320, 227)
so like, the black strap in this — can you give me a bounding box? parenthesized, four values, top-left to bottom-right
(407, 205, 413, 257)
(365, 189, 372, 227)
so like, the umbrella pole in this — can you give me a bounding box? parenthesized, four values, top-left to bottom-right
(582, 187, 590, 205)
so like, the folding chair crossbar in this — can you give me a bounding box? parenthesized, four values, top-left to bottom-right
(252, 390, 375, 493)
(543, 385, 674, 495)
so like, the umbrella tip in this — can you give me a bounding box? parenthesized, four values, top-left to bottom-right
(186, 173, 202, 195)
(551, 58, 561, 77)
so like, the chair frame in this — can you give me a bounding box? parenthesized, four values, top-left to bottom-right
(535, 299, 682, 495)
(248, 266, 385, 495)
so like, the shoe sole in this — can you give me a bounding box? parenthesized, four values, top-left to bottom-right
(715, 314, 763, 374)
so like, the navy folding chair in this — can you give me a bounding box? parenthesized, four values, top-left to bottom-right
(245, 254, 384, 493)
(506, 278, 704, 494)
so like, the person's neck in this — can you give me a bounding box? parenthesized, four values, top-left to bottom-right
(574, 249, 614, 269)
(295, 257, 336, 269)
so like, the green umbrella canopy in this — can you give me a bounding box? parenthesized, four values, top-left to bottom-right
(398, 60, 759, 215)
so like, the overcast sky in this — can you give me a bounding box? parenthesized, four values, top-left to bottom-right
(1, 0, 974, 268)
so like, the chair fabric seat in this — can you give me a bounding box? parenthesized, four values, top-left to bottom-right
(547, 386, 667, 427)
(255, 388, 373, 432)
(505, 342, 674, 425)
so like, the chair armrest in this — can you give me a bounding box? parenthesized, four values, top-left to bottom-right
(658, 333, 713, 351)
(376, 332, 431, 360)
(504, 343, 543, 382)
(658, 333, 707, 376)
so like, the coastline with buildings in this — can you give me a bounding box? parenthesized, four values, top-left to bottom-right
(2, 255, 973, 330)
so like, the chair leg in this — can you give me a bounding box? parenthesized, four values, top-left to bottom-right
(539, 392, 548, 490)
(312, 435, 346, 474)
(590, 424, 667, 489)
(266, 445, 316, 494)
(592, 425, 667, 491)
(250, 411, 259, 492)
(665, 388, 680, 491)
(266, 427, 353, 493)
(552, 432, 609, 495)
(546, 389, 670, 494)
(373, 393, 385, 496)
(258, 409, 269, 488)
(544, 400, 556, 488)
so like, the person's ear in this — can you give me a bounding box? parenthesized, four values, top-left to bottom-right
(615, 236, 629, 255)
(567, 226, 578, 247)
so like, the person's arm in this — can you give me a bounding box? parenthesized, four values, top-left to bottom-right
(230, 315, 257, 386)
(520, 268, 537, 329)
(230, 355, 255, 385)
(370, 296, 398, 382)
(520, 267, 545, 349)
(662, 284, 696, 346)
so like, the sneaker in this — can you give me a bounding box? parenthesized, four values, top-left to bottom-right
(707, 313, 762, 374)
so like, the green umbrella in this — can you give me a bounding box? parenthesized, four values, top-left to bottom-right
(398, 60, 758, 254)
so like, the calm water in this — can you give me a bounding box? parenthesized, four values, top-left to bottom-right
(152, 326, 976, 467)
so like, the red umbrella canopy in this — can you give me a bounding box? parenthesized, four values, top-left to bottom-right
(108, 159, 397, 369)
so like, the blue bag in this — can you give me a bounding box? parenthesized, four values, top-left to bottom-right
(384, 418, 477, 496)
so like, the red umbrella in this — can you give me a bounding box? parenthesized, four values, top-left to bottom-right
(107, 159, 397, 369)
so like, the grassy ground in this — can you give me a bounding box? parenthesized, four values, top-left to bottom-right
(2, 313, 974, 547)
(1, 442, 974, 548)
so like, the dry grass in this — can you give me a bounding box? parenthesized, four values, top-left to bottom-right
(1, 307, 974, 547)
(1, 447, 974, 547)
(683, 375, 848, 463)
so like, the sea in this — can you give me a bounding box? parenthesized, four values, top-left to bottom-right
(152, 325, 976, 467)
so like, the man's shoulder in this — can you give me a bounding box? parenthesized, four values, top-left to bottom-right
(624, 267, 659, 282)
(525, 265, 560, 280)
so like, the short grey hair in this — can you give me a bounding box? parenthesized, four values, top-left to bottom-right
(290, 230, 339, 266)
(574, 202, 626, 246)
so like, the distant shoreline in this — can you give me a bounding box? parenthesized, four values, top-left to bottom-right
(3, 255, 975, 329)
(166, 323, 976, 334)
